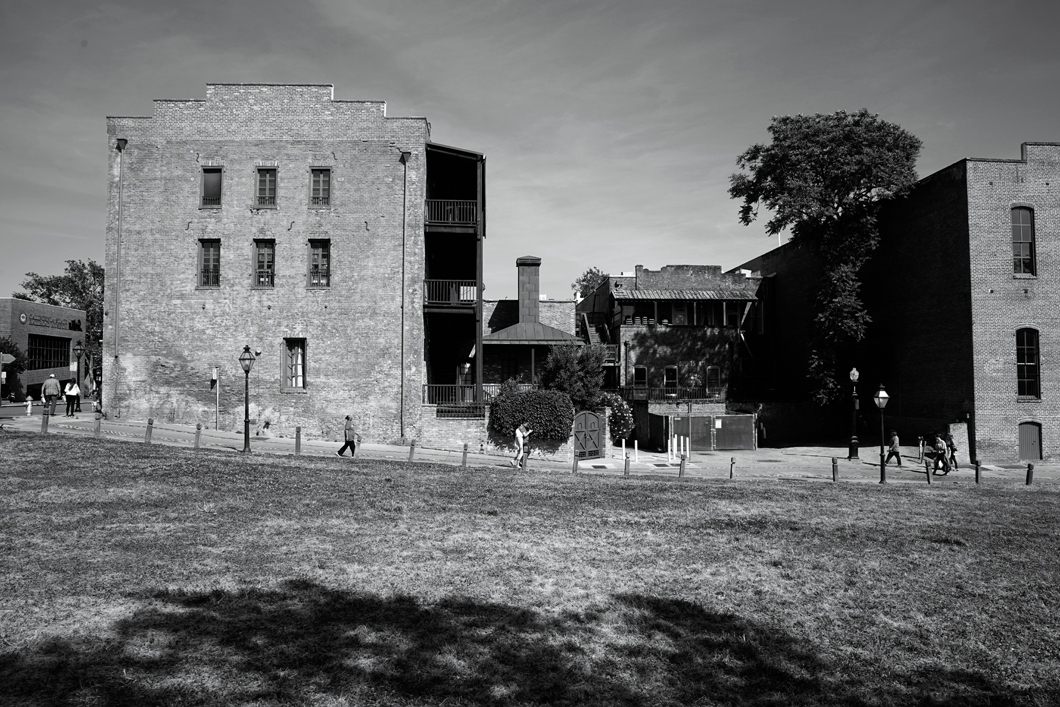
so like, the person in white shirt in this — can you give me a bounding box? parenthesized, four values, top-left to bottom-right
(511, 423, 532, 467)
(64, 381, 81, 417)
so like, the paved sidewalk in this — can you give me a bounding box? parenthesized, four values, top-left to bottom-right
(2, 404, 1057, 485)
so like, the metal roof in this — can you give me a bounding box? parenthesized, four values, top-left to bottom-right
(612, 289, 757, 301)
(483, 321, 583, 345)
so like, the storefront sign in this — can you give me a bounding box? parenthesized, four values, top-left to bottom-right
(19, 312, 80, 331)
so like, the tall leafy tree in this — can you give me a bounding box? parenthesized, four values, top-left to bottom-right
(14, 259, 105, 375)
(540, 343, 607, 411)
(571, 267, 608, 300)
(729, 110, 921, 404)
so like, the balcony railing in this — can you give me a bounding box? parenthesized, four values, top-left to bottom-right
(425, 199, 477, 226)
(424, 279, 477, 306)
(255, 269, 275, 287)
(310, 195, 330, 207)
(423, 383, 536, 405)
(601, 344, 619, 365)
(200, 268, 220, 287)
(309, 268, 330, 287)
(201, 195, 221, 207)
(607, 386, 726, 402)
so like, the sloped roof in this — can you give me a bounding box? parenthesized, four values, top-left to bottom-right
(612, 289, 757, 301)
(483, 321, 583, 345)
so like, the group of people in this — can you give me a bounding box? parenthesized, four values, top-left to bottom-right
(39, 374, 82, 417)
(884, 429, 958, 474)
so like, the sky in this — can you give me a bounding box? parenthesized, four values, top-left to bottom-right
(2, 0, 1059, 302)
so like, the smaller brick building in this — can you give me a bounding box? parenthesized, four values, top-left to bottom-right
(0, 298, 87, 400)
(738, 142, 1060, 461)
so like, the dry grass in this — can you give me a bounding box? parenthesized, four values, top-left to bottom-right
(1, 431, 1058, 706)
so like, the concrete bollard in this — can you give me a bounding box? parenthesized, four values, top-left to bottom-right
(1026, 463, 1034, 486)
(621, 438, 625, 460)
(194, 423, 202, 450)
(144, 418, 154, 444)
(94, 412, 102, 437)
(462, 443, 468, 469)
(408, 439, 416, 462)
(679, 453, 686, 478)
(624, 453, 630, 477)
(729, 456, 735, 479)
(295, 426, 301, 455)
(634, 440, 639, 462)
(975, 460, 981, 484)
(40, 411, 49, 434)
(831, 457, 838, 482)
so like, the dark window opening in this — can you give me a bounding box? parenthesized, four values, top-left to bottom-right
(1013, 207, 1036, 275)
(27, 334, 70, 370)
(201, 168, 222, 207)
(254, 240, 275, 287)
(1017, 328, 1040, 398)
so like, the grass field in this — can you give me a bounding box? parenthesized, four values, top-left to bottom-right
(1, 432, 1058, 706)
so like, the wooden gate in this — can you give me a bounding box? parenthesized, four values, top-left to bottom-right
(573, 411, 603, 459)
(1019, 421, 1042, 460)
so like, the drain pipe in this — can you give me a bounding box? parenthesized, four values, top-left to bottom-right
(111, 138, 127, 417)
(399, 150, 412, 440)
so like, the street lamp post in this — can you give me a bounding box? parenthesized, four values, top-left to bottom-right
(847, 368, 860, 460)
(874, 384, 890, 484)
(72, 342, 84, 412)
(238, 345, 256, 453)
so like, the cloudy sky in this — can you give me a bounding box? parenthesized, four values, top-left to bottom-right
(1, 0, 1058, 301)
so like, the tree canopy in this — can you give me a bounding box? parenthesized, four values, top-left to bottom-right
(571, 267, 608, 300)
(539, 343, 607, 411)
(729, 110, 922, 404)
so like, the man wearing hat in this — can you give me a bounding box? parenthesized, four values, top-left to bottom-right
(41, 374, 62, 417)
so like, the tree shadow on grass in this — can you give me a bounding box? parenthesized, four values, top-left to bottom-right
(0, 581, 1042, 706)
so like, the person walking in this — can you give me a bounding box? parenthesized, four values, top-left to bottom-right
(945, 432, 959, 471)
(337, 415, 361, 457)
(933, 432, 950, 475)
(41, 374, 61, 416)
(511, 423, 532, 467)
(64, 380, 80, 417)
(885, 430, 902, 466)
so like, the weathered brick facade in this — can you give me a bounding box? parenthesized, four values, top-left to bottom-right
(104, 84, 482, 443)
(738, 142, 1060, 461)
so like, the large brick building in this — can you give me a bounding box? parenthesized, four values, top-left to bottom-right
(738, 142, 1060, 461)
(104, 84, 484, 441)
(1, 298, 87, 400)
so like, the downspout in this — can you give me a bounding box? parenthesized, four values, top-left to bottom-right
(399, 150, 412, 441)
(112, 138, 127, 417)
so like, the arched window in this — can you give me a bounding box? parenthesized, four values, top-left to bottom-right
(1012, 207, 1036, 275)
(1017, 328, 1040, 398)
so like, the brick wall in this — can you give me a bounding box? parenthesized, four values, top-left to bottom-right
(104, 84, 436, 443)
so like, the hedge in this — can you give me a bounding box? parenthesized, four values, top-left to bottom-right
(489, 388, 574, 442)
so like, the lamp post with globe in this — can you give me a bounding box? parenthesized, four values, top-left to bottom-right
(238, 346, 256, 453)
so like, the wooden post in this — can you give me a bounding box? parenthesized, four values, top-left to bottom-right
(194, 423, 202, 450)
(1026, 463, 1034, 486)
(678, 453, 686, 478)
(40, 410, 49, 434)
(144, 418, 154, 444)
(521, 448, 529, 471)
(295, 426, 301, 455)
(94, 412, 101, 437)
(624, 453, 630, 477)
(975, 460, 981, 484)
(462, 443, 469, 469)
(729, 456, 735, 479)
(572, 452, 579, 474)
(925, 458, 932, 485)
(831, 457, 838, 482)
(408, 439, 416, 462)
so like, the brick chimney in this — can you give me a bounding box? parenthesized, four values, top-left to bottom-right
(516, 256, 541, 323)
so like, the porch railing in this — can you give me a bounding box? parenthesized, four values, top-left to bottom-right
(606, 386, 726, 402)
(423, 383, 535, 405)
(425, 199, 477, 225)
(424, 279, 477, 306)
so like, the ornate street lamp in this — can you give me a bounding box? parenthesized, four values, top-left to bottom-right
(72, 341, 85, 412)
(238, 345, 256, 453)
(847, 368, 860, 460)
(874, 384, 890, 484)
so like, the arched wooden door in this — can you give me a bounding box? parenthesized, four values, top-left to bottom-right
(573, 411, 603, 459)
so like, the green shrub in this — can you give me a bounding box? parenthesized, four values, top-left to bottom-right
(489, 389, 574, 442)
(595, 391, 634, 442)
(539, 343, 607, 411)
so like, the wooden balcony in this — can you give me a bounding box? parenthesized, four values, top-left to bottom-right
(607, 386, 726, 403)
(425, 199, 478, 227)
(424, 279, 477, 307)
(423, 383, 535, 405)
